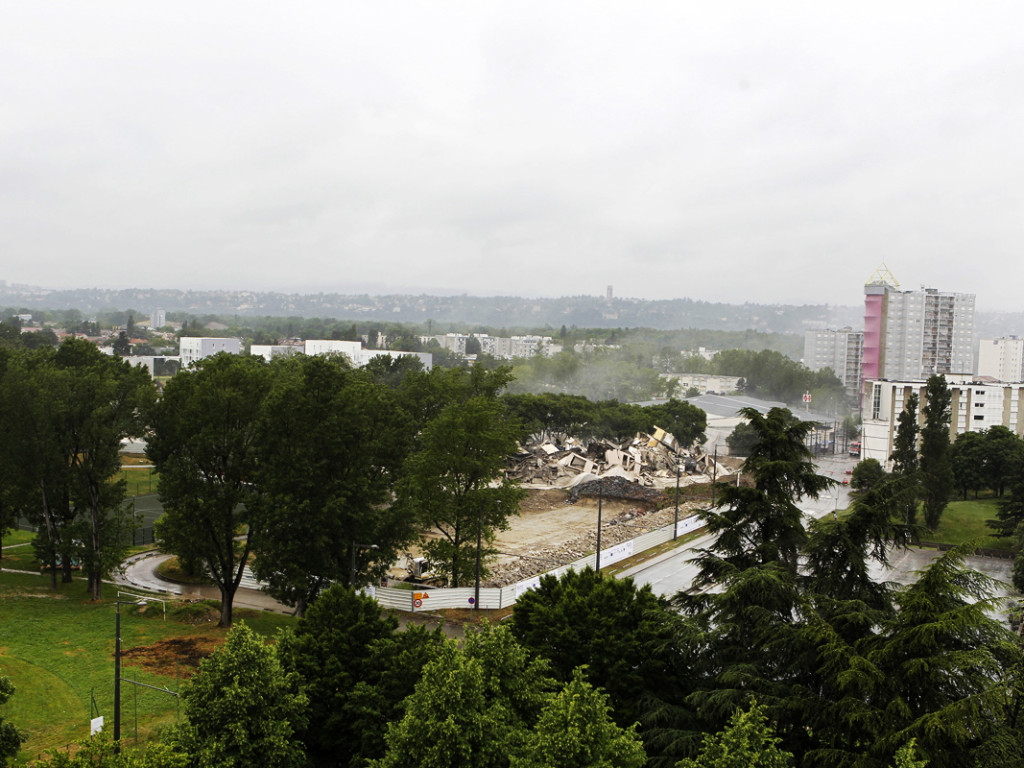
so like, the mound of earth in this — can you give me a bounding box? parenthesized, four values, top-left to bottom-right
(118, 636, 222, 678)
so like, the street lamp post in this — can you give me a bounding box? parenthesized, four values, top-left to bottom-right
(475, 499, 498, 610)
(350, 542, 379, 589)
(114, 597, 146, 753)
(673, 460, 681, 540)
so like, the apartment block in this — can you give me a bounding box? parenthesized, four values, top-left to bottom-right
(861, 376, 1024, 466)
(977, 336, 1024, 382)
(863, 278, 974, 383)
(178, 336, 242, 368)
(804, 327, 863, 398)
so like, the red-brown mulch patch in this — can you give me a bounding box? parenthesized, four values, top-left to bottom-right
(118, 636, 223, 679)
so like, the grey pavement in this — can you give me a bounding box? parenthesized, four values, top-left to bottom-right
(620, 454, 1020, 602)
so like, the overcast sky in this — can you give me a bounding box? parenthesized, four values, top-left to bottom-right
(3, 2, 1023, 310)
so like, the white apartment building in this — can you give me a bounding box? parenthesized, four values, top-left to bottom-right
(178, 337, 242, 368)
(150, 308, 166, 330)
(861, 376, 1024, 466)
(420, 333, 559, 359)
(252, 340, 432, 370)
(863, 282, 974, 384)
(977, 337, 1024, 382)
(803, 327, 864, 398)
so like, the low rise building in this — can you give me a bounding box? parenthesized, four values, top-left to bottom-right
(178, 337, 242, 368)
(861, 376, 1024, 466)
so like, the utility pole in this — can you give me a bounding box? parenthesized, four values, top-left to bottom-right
(673, 460, 681, 539)
(595, 482, 603, 572)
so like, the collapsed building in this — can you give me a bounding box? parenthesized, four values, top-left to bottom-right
(506, 426, 741, 492)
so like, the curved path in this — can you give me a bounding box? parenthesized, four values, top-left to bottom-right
(115, 551, 291, 613)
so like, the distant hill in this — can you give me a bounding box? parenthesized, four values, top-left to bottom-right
(1, 282, 1020, 337)
(0, 284, 864, 333)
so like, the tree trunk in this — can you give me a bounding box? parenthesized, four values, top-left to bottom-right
(218, 582, 234, 628)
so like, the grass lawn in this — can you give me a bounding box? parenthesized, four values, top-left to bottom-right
(925, 496, 1015, 551)
(118, 467, 159, 498)
(0, 571, 294, 762)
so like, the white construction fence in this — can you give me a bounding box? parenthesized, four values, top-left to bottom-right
(368, 512, 705, 613)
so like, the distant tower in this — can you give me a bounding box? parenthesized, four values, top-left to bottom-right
(606, 285, 613, 302)
(151, 308, 166, 330)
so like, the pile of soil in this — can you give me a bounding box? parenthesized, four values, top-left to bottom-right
(118, 636, 222, 678)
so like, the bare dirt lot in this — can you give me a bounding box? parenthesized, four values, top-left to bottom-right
(483, 487, 705, 586)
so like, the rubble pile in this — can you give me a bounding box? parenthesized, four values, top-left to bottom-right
(567, 475, 664, 504)
(507, 427, 728, 490)
(485, 500, 704, 586)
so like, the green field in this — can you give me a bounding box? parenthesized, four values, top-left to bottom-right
(925, 496, 1016, 551)
(119, 466, 160, 498)
(0, 571, 294, 762)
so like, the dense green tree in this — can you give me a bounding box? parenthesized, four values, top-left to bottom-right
(989, 458, 1024, 591)
(693, 408, 832, 583)
(867, 545, 1018, 767)
(511, 567, 691, 757)
(643, 398, 708, 448)
(726, 421, 759, 456)
(277, 585, 403, 767)
(253, 355, 415, 608)
(345, 624, 444, 767)
(396, 368, 525, 587)
(981, 426, 1023, 497)
(372, 624, 554, 768)
(0, 342, 149, 596)
(512, 669, 646, 768)
(360, 354, 425, 388)
(32, 734, 186, 767)
(889, 392, 921, 525)
(919, 376, 953, 531)
(676, 700, 794, 768)
(950, 431, 986, 501)
(112, 331, 131, 356)
(0, 676, 25, 767)
(850, 458, 887, 493)
(52, 340, 152, 598)
(169, 623, 307, 768)
(148, 353, 272, 626)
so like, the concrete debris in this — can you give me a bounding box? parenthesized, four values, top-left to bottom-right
(484, 501, 703, 587)
(508, 427, 735, 490)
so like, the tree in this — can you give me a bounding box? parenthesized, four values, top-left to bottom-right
(693, 408, 832, 583)
(512, 669, 646, 768)
(676, 700, 794, 768)
(919, 376, 953, 531)
(148, 353, 272, 627)
(372, 624, 554, 768)
(464, 335, 482, 356)
(643, 398, 708, 448)
(950, 431, 986, 500)
(981, 426, 1023, 497)
(866, 545, 1018, 767)
(397, 372, 526, 587)
(726, 421, 759, 456)
(253, 355, 415, 609)
(53, 340, 152, 598)
(169, 623, 307, 768)
(511, 567, 691, 760)
(850, 458, 887, 494)
(0, 676, 25, 767)
(344, 624, 444, 766)
(0, 342, 149, 596)
(112, 332, 131, 357)
(989, 458, 1024, 592)
(889, 392, 921, 524)
(32, 735, 187, 767)
(276, 585, 403, 767)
